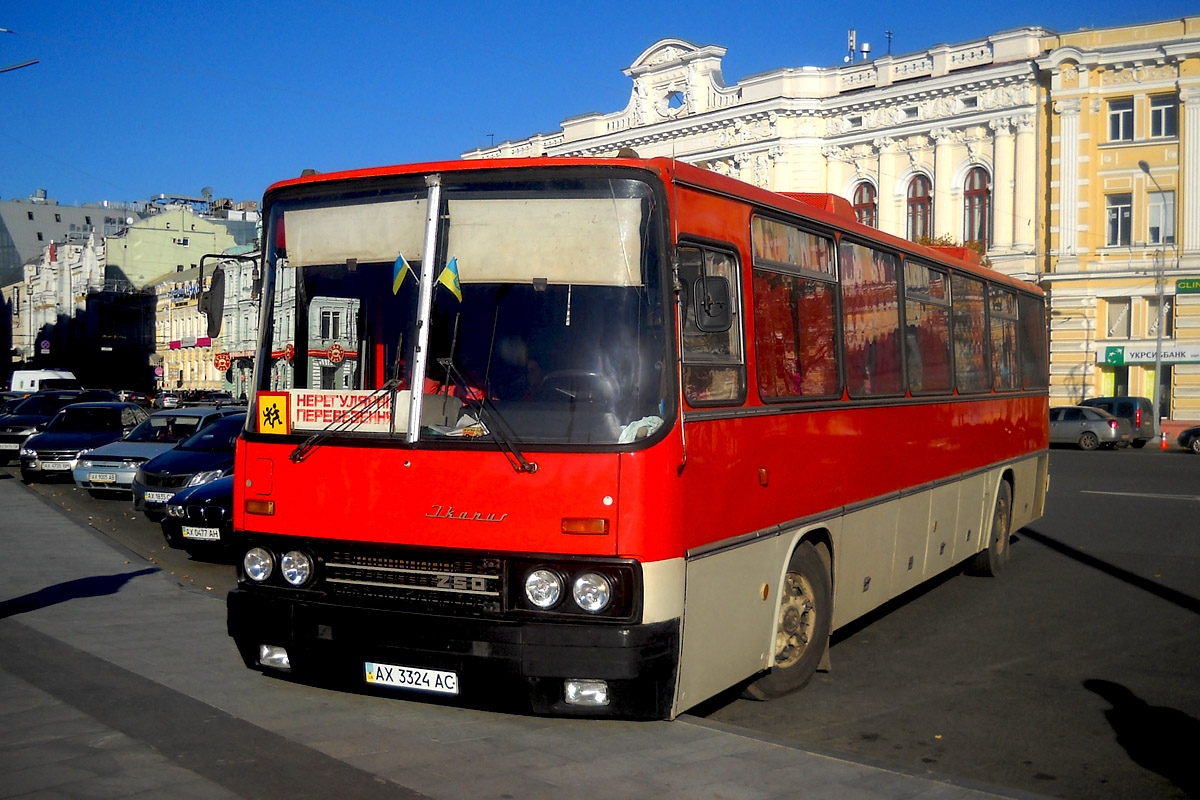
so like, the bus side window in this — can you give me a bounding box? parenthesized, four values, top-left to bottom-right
(678, 245, 746, 405)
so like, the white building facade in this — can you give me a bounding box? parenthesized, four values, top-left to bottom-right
(465, 32, 1047, 282)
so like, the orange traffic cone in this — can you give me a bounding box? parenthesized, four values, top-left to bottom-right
(1160, 431, 1170, 451)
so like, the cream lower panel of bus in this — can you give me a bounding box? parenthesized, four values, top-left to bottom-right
(674, 531, 803, 715)
(1009, 453, 1049, 531)
(640, 557, 686, 624)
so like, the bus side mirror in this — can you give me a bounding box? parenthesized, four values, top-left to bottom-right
(693, 276, 732, 332)
(199, 265, 225, 339)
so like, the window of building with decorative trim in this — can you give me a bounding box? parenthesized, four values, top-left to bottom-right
(1148, 189, 1175, 245)
(1150, 95, 1178, 139)
(1108, 98, 1133, 142)
(906, 175, 932, 241)
(852, 182, 877, 227)
(1105, 297, 1131, 339)
(1106, 193, 1131, 246)
(963, 167, 990, 250)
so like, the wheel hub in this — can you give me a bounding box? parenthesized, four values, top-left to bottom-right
(774, 572, 815, 668)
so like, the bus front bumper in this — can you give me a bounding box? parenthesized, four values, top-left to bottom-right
(227, 588, 680, 719)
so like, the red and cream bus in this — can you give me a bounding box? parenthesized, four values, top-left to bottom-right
(225, 157, 1049, 719)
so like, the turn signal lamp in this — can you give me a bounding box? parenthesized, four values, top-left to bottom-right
(245, 499, 275, 515)
(562, 518, 608, 535)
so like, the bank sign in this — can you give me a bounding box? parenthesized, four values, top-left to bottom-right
(1100, 345, 1200, 365)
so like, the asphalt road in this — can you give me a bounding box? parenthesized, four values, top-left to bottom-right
(700, 447, 1200, 800)
(5, 447, 1200, 799)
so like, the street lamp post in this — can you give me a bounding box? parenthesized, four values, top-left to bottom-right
(1138, 160, 1170, 429)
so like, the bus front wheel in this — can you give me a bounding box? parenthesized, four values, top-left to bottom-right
(972, 480, 1012, 577)
(743, 542, 832, 701)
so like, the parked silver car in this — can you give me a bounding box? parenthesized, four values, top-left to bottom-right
(73, 407, 242, 496)
(1049, 406, 1132, 450)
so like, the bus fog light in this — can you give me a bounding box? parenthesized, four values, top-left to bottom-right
(572, 572, 612, 613)
(524, 568, 562, 609)
(281, 550, 313, 586)
(244, 547, 274, 582)
(257, 645, 291, 671)
(564, 679, 609, 706)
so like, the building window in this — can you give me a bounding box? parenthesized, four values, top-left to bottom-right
(906, 175, 932, 240)
(1109, 99, 1134, 142)
(963, 167, 990, 250)
(1106, 194, 1132, 246)
(1148, 190, 1175, 245)
(852, 182, 877, 227)
(36, 232, 43, 241)
(26, 211, 33, 221)
(1147, 297, 1174, 339)
(320, 309, 341, 340)
(1150, 96, 1178, 138)
(1105, 298, 1131, 339)
(55, 213, 62, 223)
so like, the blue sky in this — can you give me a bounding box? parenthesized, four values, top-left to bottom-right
(1, 1, 1194, 208)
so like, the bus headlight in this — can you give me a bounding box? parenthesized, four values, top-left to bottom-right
(524, 568, 563, 609)
(243, 547, 274, 582)
(572, 572, 612, 613)
(280, 550, 313, 587)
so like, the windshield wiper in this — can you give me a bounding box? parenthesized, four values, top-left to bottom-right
(289, 378, 402, 463)
(436, 357, 538, 474)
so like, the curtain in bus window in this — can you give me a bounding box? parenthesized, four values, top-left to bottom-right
(951, 274, 988, 393)
(1018, 294, 1048, 388)
(752, 269, 838, 399)
(903, 262, 952, 394)
(989, 287, 1019, 391)
(840, 242, 901, 397)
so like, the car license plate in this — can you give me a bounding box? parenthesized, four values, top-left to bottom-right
(89, 472, 117, 483)
(0, 442, 18, 450)
(364, 661, 458, 695)
(41, 461, 72, 471)
(145, 491, 175, 503)
(181, 526, 221, 541)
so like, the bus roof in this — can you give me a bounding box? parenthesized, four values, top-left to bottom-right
(264, 156, 1041, 297)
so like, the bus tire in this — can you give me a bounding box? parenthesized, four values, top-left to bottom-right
(743, 542, 832, 701)
(972, 480, 1011, 577)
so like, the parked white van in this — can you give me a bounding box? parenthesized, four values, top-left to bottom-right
(9, 369, 80, 394)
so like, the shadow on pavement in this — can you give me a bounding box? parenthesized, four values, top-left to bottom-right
(1020, 527, 1200, 615)
(0, 568, 160, 619)
(1085, 679, 1200, 798)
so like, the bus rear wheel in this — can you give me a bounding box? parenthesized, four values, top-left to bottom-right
(972, 480, 1012, 577)
(743, 542, 831, 701)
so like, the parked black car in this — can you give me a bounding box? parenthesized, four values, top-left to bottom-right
(19, 402, 148, 483)
(0, 390, 119, 464)
(132, 413, 244, 520)
(1178, 425, 1200, 454)
(162, 475, 235, 559)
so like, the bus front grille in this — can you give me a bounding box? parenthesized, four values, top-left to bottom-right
(323, 550, 504, 616)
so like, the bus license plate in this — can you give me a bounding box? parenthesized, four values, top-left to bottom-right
(365, 661, 458, 695)
(41, 461, 72, 471)
(89, 472, 117, 483)
(182, 526, 220, 541)
(0, 442, 18, 450)
(145, 491, 174, 503)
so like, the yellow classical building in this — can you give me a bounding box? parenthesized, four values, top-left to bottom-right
(1038, 18, 1200, 421)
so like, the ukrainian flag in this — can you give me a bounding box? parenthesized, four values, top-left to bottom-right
(437, 257, 462, 301)
(392, 252, 411, 294)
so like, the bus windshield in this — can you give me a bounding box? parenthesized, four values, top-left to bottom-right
(260, 171, 670, 446)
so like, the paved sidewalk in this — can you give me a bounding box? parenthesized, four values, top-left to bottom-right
(0, 475, 1051, 800)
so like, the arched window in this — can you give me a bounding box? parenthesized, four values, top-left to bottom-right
(906, 175, 932, 240)
(852, 182, 877, 227)
(964, 167, 990, 249)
